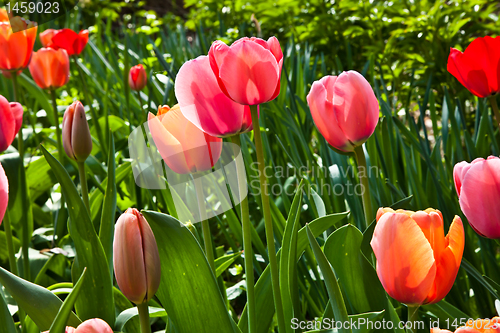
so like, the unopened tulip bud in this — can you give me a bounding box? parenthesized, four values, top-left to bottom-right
(62, 101, 92, 162)
(129, 64, 147, 91)
(113, 208, 161, 304)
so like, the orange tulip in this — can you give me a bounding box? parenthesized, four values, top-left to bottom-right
(39, 28, 58, 48)
(371, 208, 464, 305)
(0, 17, 37, 71)
(148, 104, 223, 174)
(431, 317, 500, 332)
(28, 47, 70, 89)
(0, 8, 9, 22)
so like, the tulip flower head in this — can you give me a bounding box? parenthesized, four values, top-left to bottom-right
(307, 71, 379, 153)
(148, 104, 223, 174)
(0, 95, 23, 152)
(42, 319, 114, 333)
(39, 28, 58, 48)
(113, 208, 161, 304)
(0, 162, 8, 226)
(448, 36, 500, 98)
(51, 29, 89, 56)
(29, 47, 70, 90)
(431, 317, 500, 333)
(62, 101, 92, 162)
(208, 36, 283, 105)
(454, 156, 500, 239)
(0, 17, 37, 71)
(128, 64, 147, 91)
(371, 208, 464, 305)
(175, 55, 255, 137)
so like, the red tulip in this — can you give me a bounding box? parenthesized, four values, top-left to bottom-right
(75, 319, 113, 333)
(0, 17, 37, 71)
(307, 71, 379, 152)
(62, 101, 92, 162)
(431, 317, 500, 333)
(51, 29, 89, 56)
(28, 48, 70, 89)
(113, 208, 161, 304)
(175, 55, 254, 137)
(447, 36, 500, 98)
(0, 162, 8, 226)
(208, 36, 283, 105)
(371, 208, 464, 305)
(39, 28, 58, 48)
(128, 64, 147, 91)
(0, 95, 23, 152)
(454, 156, 500, 239)
(148, 104, 223, 174)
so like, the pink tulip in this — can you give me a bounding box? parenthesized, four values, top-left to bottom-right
(75, 319, 113, 333)
(0, 95, 23, 152)
(62, 101, 92, 162)
(148, 104, 223, 174)
(42, 327, 76, 333)
(175, 55, 254, 137)
(0, 162, 8, 226)
(128, 64, 147, 91)
(113, 208, 161, 304)
(307, 71, 379, 152)
(208, 36, 283, 105)
(454, 156, 500, 239)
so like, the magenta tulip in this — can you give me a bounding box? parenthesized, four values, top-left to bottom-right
(454, 156, 500, 239)
(0, 95, 23, 152)
(62, 101, 92, 162)
(113, 208, 161, 304)
(0, 162, 8, 226)
(208, 36, 283, 105)
(175, 55, 254, 137)
(307, 71, 379, 152)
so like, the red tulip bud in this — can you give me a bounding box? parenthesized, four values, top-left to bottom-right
(128, 64, 147, 91)
(113, 208, 161, 304)
(62, 101, 92, 162)
(0, 95, 23, 152)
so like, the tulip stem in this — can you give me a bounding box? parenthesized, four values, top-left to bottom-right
(50, 89, 64, 163)
(137, 302, 151, 333)
(194, 176, 215, 274)
(354, 145, 374, 229)
(230, 134, 256, 333)
(488, 96, 500, 134)
(407, 305, 419, 333)
(250, 105, 286, 333)
(136, 91, 146, 124)
(78, 162, 90, 214)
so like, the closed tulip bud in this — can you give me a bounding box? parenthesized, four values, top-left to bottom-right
(0, 95, 23, 152)
(29, 47, 70, 89)
(371, 208, 464, 305)
(307, 71, 379, 153)
(51, 29, 89, 56)
(454, 156, 500, 239)
(0, 17, 37, 71)
(113, 208, 161, 304)
(39, 28, 58, 48)
(129, 64, 147, 91)
(0, 162, 8, 226)
(62, 101, 92, 162)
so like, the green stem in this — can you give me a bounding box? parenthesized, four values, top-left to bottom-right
(137, 302, 151, 333)
(78, 162, 90, 214)
(194, 177, 215, 273)
(488, 96, 500, 133)
(230, 135, 256, 333)
(407, 305, 419, 333)
(354, 145, 373, 229)
(3, 211, 18, 276)
(50, 89, 64, 163)
(136, 91, 146, 123)
(249, 105, 286, 333)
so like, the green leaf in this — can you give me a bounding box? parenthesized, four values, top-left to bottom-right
(115, 307, 167, 331)
(49, 268, 87, 333)
(41, 146, 115, 326)
(461, 258, 500, 299)
(142, 211, 236, 333)
(0, 283, 16, 333)
(215, 252, 242, 278)
(0, 266, 81, 330)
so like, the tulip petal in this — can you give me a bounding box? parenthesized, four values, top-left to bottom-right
(0, 162, 8, 226)
(371, 212, 436, 305)
(9, 102, 23, 137)
(411, 210, 446, 261)
(430, 329, 453, 333)
(74, 319, 113, 333)
(0, 95, 15, 152)
(136, 211, 161, 301)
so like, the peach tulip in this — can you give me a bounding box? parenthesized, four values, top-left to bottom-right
(307, 71, 379, 152)
(128, 64, 147, 91)
(175, 55, 254, 137)
(113, 208, 161, 304)
(28, 47, 70, 89)
(0, 162, 8, 226)
(208, 36, 283, 105)
(62, 101, 92, 162)
(454, 156, 500, 239)
(0, 95, 23, 152)
(371, 208, 464, 305)
(39, 28, 58, 48)
(51, 29, 88, 56)
(431, 317, 500, 333)
(148, 104, 223, 174)
(0, 17, 37, 71)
